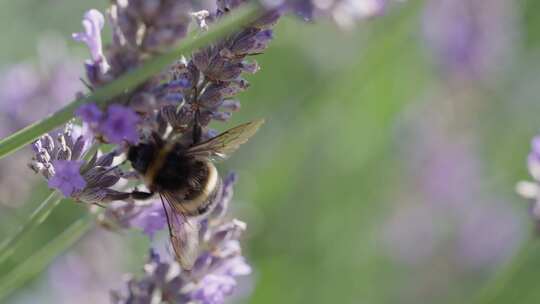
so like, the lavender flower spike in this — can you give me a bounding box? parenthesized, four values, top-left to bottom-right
(30, 124, 130, 204)
(72, 9, 110, 73)
(111, 173, 251, 304)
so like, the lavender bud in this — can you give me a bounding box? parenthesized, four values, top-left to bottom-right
(205, 57, 243, 81)
(32, 140, 43, 154)
(199, 84, 225, 108)
(164, 93, 184, 103)
(168, 78, 191, 90)
(192, 47, 215, 73)
(71, 136, 87, 160)
(72, 9, 110, 74)
(212, 112, 232, 122)
(192, 252, 213, 275)
(220, 99, 241, 112)
(36, 150, 51, 164)
(129, 93, 157, 114)
(210, 172, 237, 219)
(95, 151, 117, 167)
(56, 147, 72, 161)
(240, 60, 260, 74)
(41, 134, 55, 153)
(210, 219, 247, 247)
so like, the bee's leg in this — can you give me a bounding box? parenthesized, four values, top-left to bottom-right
(130, 191, 154, 200)
(192, 111, 202, 144)
(120, 170, 141, 180)
(151, 132, 164, 146)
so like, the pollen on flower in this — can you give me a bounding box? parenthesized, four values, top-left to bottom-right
(47, 160, 87, 197)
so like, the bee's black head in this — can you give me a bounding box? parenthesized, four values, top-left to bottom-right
(127, 143, 156, 174)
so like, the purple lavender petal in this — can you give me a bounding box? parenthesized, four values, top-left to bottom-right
(72, 9, 109, 73)
(75, 103, 103, 124)
(217, 255, 252, 276)
(99, 105, 140, 144)
(48, 160, 87, 197)
(72, 9, 105, 62)
(190, 274, 237, 304)
(129, 202, 167, 239)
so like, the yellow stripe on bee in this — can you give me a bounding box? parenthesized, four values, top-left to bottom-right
(144, 142, 175, 189)
(182, 162, 219, 213)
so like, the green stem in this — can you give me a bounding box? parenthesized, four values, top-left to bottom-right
(0, 191, 62, 264)
(0, 3, 260, 159)
(0, 215, 93, 302)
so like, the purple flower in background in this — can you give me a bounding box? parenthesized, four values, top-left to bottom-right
(382, 94, 524, 273)
(72, 9, 109, 73)
(0, 63, 40, 116)
(48, 160, 87, 197)
(99, 105, 140, 144)
(382, 204, 440, 265)
(288, 0, 314, 20)
(129, 202, 167, 239)
(456, 202, 522, 267)
(422, 0, 518, 81)
(284, 0, 387, 26)
(0, 39, 82, 137)
(75, 103, 103, 124)
(517, 136, 540, 223)
(46, 230, 126, 304)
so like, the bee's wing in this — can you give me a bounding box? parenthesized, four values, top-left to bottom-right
(185, 119, 264, 160)
(160, 192, 199, 270)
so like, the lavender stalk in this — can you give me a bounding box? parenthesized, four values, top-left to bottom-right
(0, 3, 259, 159)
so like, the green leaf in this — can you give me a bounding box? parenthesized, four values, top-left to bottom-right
(0, 215, 93, 302)
(0, 191, 62, 264)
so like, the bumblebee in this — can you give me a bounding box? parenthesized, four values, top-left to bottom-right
(126, 119, 264, 268)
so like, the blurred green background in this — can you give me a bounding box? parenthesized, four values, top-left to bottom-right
(1, 0, 540, 303)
